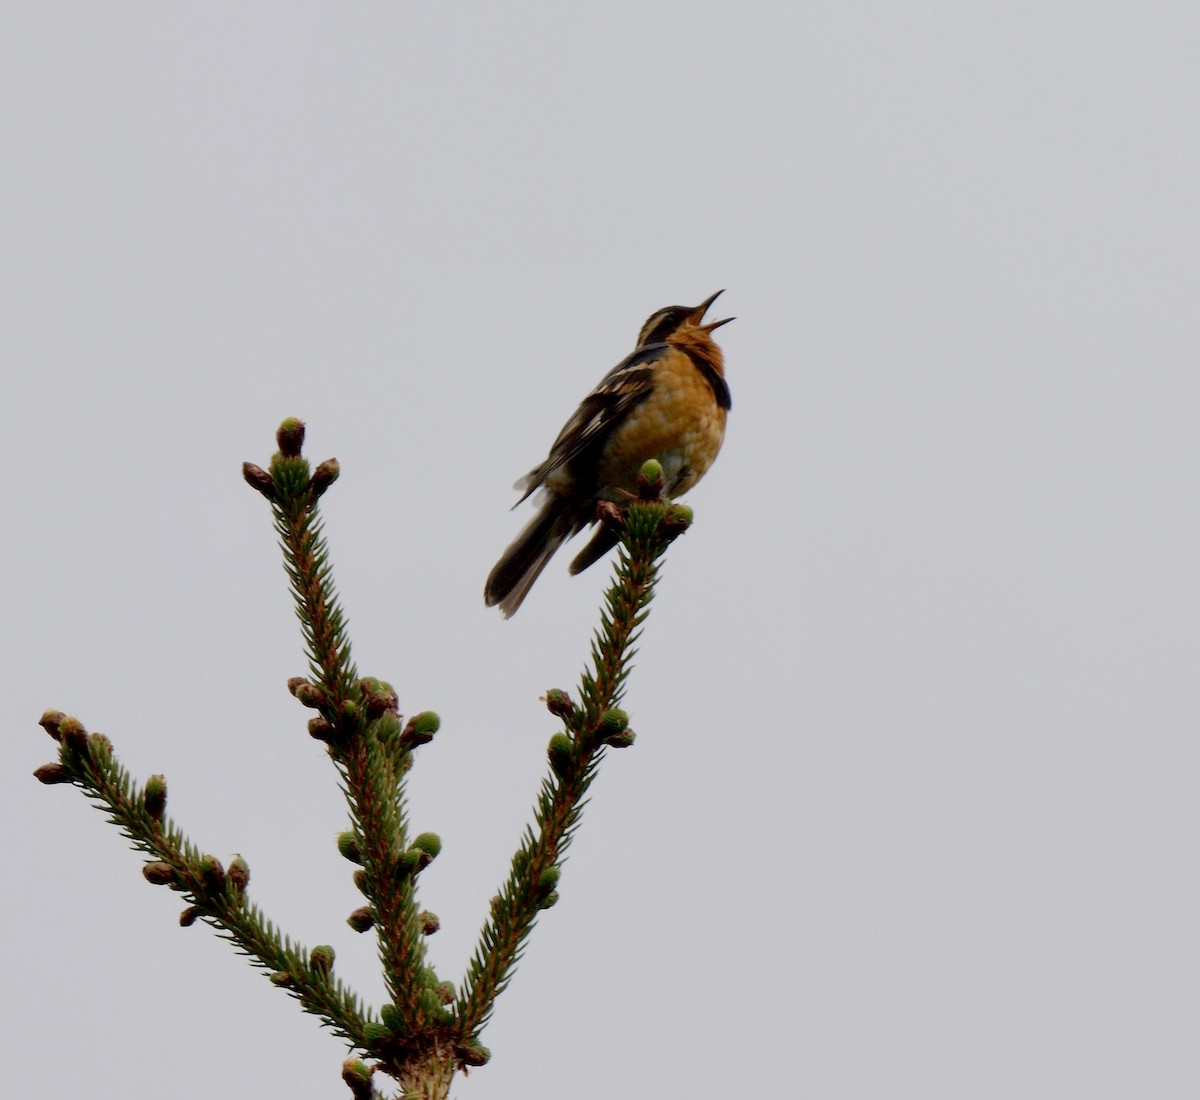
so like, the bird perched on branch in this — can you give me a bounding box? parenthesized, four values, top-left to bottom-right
(485, 291, 733, 617)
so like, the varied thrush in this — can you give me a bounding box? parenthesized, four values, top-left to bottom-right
(485, 291, 733, 616)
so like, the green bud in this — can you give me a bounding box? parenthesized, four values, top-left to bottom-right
(665, 502, 694, 527)
(375, 711, 401, 743)
(605, 728, 637, 749)
(417, 988, 444, 1016)
(411, 832, 442, 859)
(660, 502, 694, 541)
(599, 708, 628, 733)
(87, 732, 112, 757)
(435, 980, 456, 1005)
(637, 458, 665, 499)
(394, 849, 422, 878)
(537, 866, 560, 894)
(341, 1058, 373, 1100)
(38, 710, 65, 740)
(380, 1003, 405, 1032)
(269, 971, 293, 987)
(548, 733, 574, 777)
(143, 774, 167, 819)
(412, 710, 440, 735)
(400, 710, 440, 749)
(309, 944, 335, 975)
(337, 831, 363, 864)
(362, 1021, 390, 1046)
(538, 890, 560, 910)
(347, 906, 374, 933)
(142, 861, 176, 886)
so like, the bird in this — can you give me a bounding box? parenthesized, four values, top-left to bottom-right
(484, 291, 733, 617)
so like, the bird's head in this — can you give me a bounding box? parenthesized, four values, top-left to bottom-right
(635, 290, 734, 347)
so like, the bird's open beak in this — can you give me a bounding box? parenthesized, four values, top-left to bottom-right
(701, 315, 735, 333)
(687, 289, 725, 325)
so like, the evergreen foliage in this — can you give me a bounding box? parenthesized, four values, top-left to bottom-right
(33, 419, 694, 1098)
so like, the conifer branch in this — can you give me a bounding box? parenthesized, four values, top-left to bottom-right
(252, 421, 440, 1044)
(33, 711, 375, 1047)
(455, 460, 693, 1040)
(33, 426, 697, 1096)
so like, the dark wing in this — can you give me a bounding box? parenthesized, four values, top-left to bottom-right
(515, 343, 667, 503)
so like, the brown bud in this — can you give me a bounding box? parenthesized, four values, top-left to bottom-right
(596, 499, 625, 528)
(242, 462, 275, 499)
(419, 910, 441, 936)
(309, 944, 335, 975)
(38, 710, 65, 740)
(58, 716, 89, 753)
(179, 906, 200, 927)
(276, 418, 305, 457)
(198, 855, 225, 894)
(311, 459, 340, 497)
(457, 1041, 491, 1067)
(543, 689, 576, 720)
(143, 774, 167, 819)
(33, 763, 71, 785)
(359, 678, 398, 719)
(142, 861, 177, 886)
(289, 679, 328, 710)
(308, 716, 335, 742)
(227, 856, 250, 896)
(347, 906, 375, 933)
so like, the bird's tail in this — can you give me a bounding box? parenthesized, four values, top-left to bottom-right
(484, 494, 577, 617)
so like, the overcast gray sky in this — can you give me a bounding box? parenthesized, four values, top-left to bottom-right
(5, 4, 1199, 1098)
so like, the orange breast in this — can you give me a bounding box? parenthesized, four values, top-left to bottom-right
(596, 350, 727, 497)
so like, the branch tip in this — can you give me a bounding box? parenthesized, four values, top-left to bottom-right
(38, 710, 65, 741)
(341, 1058, 374, 1100)
(242, 461, 275, 499)
(33, 762, 71, 785)
(309, 944, 335, 976)
(144, 774, 167, 820)
(312, 458, 340, 497)
(276, 418, 306, 457)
